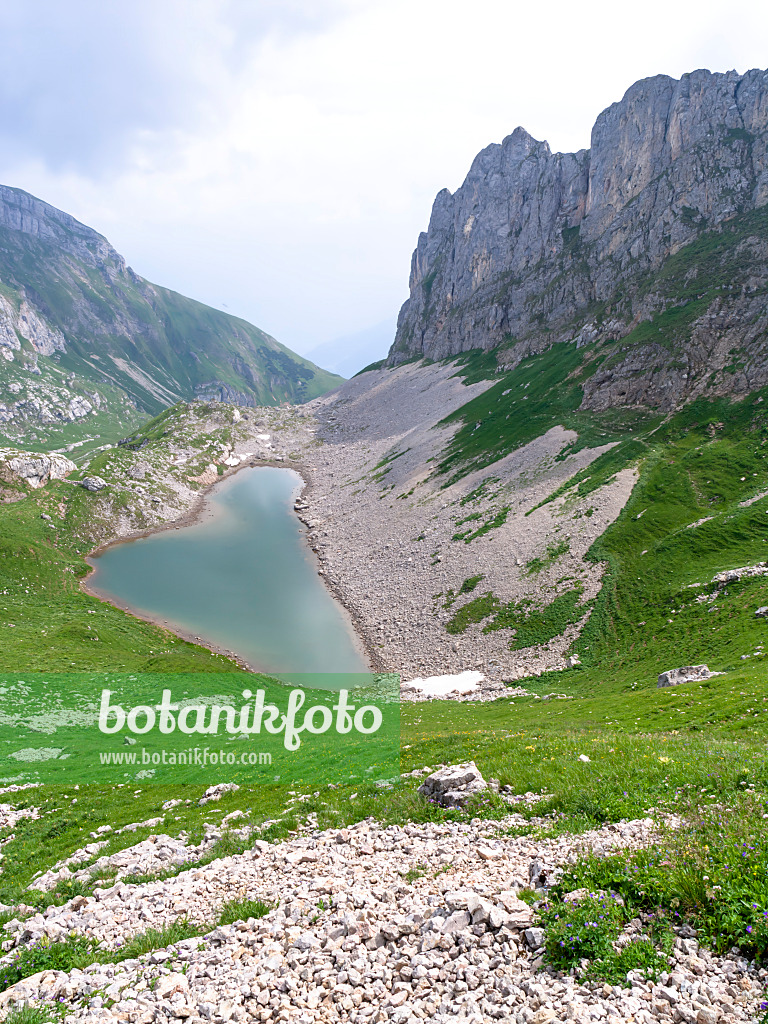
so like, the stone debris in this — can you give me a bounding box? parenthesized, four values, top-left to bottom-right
(4, 814, 653, 954)
(199, 782, 241, 806)
(29, 822, 251, 893)
(686, 516, 714, 529)
(0, 814, 762, 1023)
(125, 461, 150, 480)
(711, 563, 768, 585)
(417, 762, 488, 808)
(299, 366, 639, 683)
(657, 665, 711, 688)
(0, 783, 40, 797)
(0, 802, 38, 835)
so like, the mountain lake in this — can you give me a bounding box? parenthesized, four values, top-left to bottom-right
(87, 467, 371, 684)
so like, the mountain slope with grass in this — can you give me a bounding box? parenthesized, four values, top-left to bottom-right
(321, 64, 768, 689)
(3, 343, 768, 1017)
(0, 184, 341, 450)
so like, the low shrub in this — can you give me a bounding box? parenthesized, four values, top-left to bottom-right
(540, 892, 674, 982)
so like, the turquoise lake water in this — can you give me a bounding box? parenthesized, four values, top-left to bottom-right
(88, 467, 370, 681)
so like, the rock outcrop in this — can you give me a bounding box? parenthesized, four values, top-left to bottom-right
(79, 476, 107, 492)
(417, 762, 488, 808)
(0, 294, 66, 361)
(390, 68, 768, 411)
(0, 449, 76, 488)
(657, 665, 711, 688)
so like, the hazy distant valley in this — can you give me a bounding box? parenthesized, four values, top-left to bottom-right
(0, 184, 341, 456)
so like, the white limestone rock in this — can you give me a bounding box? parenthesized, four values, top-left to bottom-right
(657, 665, 711, 688)
(80, 476, 107, 492)
(0, 448, 76, 488)
(417, 761, 488, 808)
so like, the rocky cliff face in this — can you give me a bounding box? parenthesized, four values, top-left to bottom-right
(0, 185, 341, 444)
(0, 184, 119, 268)
(391, 68, 768, 410)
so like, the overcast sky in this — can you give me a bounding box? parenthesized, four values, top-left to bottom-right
(1, 0, 767, 357)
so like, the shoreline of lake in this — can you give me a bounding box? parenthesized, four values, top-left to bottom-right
(82, 458, 381, 676)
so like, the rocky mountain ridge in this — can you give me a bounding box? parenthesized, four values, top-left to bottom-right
(0, 184, 118, 267)
(390, 68, 768, 411)
(0, 185, 340, 446)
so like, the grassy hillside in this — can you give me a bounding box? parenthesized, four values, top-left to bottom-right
(434, 342, 768, 697)
(2, 349, 768, 982)
(0, 221, 340, 410)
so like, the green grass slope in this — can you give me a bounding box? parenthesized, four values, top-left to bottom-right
(432, 342, 768, 693)
(0, 479, 239, 674)
(2, 334, 768, 979)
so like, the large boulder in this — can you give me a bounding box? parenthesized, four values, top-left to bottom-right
(657, 665, 711, 688)
(417, 761, 488, 808)
(80, 476, 107, 492)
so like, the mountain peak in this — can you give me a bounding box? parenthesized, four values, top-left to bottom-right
(0, 184, 116, 267)
(389, 66, 768, 414)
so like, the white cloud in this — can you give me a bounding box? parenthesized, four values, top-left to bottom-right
(0, 0, 766, 354)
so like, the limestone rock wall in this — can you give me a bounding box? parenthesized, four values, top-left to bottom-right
(391, 68, 768, 409)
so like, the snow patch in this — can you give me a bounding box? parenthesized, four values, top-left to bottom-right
(405, 671, 484, 698)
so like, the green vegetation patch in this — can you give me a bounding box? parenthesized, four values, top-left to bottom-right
(217, 897, 273, 926)
(372, 448, 409, 482)
(459, 476, 499, 506)
(438, 343, 657, 484)
(613, 295, 712, 352)
(354, 358, 387, 376)
(445, 591, 499, 633)
(541, 891, 674, 983)
(489, 586, 587, 649)
(525, 539, 570, 574)
(446, 585, 586, 649)
(443, 575, 485, 609)
(459, 574, 485, 595)
(452, 506, 510, 543)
